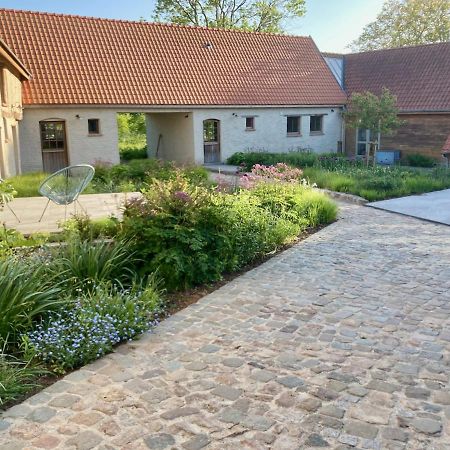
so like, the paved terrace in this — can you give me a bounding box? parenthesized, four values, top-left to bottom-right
(0, 193, 140, 234)
(1, 204, 450, 449)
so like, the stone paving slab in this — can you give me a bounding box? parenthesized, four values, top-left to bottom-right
(1, 204, 450, 449)
(368, 188, 450, 226)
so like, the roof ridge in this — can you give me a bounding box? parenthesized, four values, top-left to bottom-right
(0, 7, 311, 40)
(347, 41, 450, 56)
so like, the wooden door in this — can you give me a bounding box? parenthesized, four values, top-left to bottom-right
(40, 121, 68, 172)
(203, 119, 220, 163)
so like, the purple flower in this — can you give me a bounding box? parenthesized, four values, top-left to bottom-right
(173, 191, 192, 202)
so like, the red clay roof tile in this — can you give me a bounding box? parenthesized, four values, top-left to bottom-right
(0, 8, 346, 107)
(344, 43, 450, 113)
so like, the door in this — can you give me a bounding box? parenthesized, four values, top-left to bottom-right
(40, 121, 68, 172)
(203, 119, 220, 163)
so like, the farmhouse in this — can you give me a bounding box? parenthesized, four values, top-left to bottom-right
(325, 43, 450, 161)
(0, 8, 346, 176)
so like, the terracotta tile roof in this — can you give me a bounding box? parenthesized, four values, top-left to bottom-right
(0, 37, 30, 79)
(0, 8, 346, 107)
(344, 43, 450, 113)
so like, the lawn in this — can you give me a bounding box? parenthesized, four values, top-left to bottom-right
(228, 151, 450, 201)
(0, 161, 336, 408)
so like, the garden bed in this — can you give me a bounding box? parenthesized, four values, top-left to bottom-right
(228, 151, 450, 201)
(0, 163, 337, 410)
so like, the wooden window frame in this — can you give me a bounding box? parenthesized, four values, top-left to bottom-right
(245, 116, 255, 131)
(310, 115, 324, 135)
(88, 118, 101, 136)
(286, 116, 301, 136)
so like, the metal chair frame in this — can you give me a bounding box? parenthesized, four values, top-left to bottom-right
(38, 164, 95, 222)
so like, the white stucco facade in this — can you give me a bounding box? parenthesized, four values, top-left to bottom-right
(144, 106, 343, 165)
(19, 108, 120, 173)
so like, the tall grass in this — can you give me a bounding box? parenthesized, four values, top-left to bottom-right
(0, 355, 45, 407)
(0, 259, 62, 345)
(7, 172, 47, 198)
(47, 239, 136, 293)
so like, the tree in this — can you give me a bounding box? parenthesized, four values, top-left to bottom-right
(344, 88, 403, 163)
(153, 0, 306, 33)
(350, 0, 450, 52)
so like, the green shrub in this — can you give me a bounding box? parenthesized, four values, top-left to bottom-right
(62, 215, 120, 241)
(405, 153, 436, 168)
(121, 173, 337, 290)
(120, 146, 148, 161)
(25, 278, 163, 373)
(227, 150, 318, 170)
(46, 239, 136, 294)
(0, 259, 62, 345)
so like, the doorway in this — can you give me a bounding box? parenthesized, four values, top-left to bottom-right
(40, 121, 68, 172)
(203, 119, 220, 163)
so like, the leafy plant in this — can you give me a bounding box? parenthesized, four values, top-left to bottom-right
(25, 279, 163, 373)
(0, 181, 16, 209)
(0, 353, 45, 407)
(0, 258, 62, 345)
(46, 238, 136, 294)
(405, 153, 436, 168)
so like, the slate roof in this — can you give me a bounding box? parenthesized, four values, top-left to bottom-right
(344, 42, 450, 113)
(0, 8, 346, 107)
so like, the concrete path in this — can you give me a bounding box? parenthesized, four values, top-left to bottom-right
(368, 188, 450, 226)
(0, 192, 140, 234)
(1, 205, 450, 449)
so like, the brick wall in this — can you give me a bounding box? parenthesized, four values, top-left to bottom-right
(345, 113, 450, 161)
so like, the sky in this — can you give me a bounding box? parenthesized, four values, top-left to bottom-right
(0, 0, 386, 52)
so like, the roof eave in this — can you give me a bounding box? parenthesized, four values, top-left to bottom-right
(0, 37, 31, 79)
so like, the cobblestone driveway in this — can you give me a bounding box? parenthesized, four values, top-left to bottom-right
(1, 204, 450, 450)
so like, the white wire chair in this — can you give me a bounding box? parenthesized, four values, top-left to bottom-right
(38, 164, 95, 222)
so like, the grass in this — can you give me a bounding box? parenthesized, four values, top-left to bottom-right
(0, 356, 45, 408)
(228, 151, 450, 201)
(8, 172, 47, 198)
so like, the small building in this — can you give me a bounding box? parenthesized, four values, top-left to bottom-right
(0, 8, 346, 175)
(0, 38, 30, 178)
(325, 43, 450, 161)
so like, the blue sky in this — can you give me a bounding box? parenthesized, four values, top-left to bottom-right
(0, 0, 385, 52)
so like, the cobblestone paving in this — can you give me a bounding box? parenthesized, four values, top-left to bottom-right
(1, 204, 450, 450)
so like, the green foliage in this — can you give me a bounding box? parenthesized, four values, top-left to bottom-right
(153, 0, 306, 32)
(0, 354, 45, 407)
(25, 279, 164, 373)
(0, 259, 62, 346)
(344, 88, 403, 136)
(120, 146, 148, 161)
(121, 174, 336, 290)
(7, 172, 47, 198)
(227, 150, 318, 170)
(0, 227, 48, 257)
(303, 165, 450, 201)
(62, 215, 120, 241)
(46, 239, 136, 294)
(0, 181, 16, 209)
(351, 0, 450, 51)
(405, 153, 436, 168)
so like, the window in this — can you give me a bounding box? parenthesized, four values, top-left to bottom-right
(310, 115, 323, 134)
(356, 128, 373, 156)
(286, 116, 300, 135)
(88, 118, 100, 135)
(245, 117, 255, 131)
